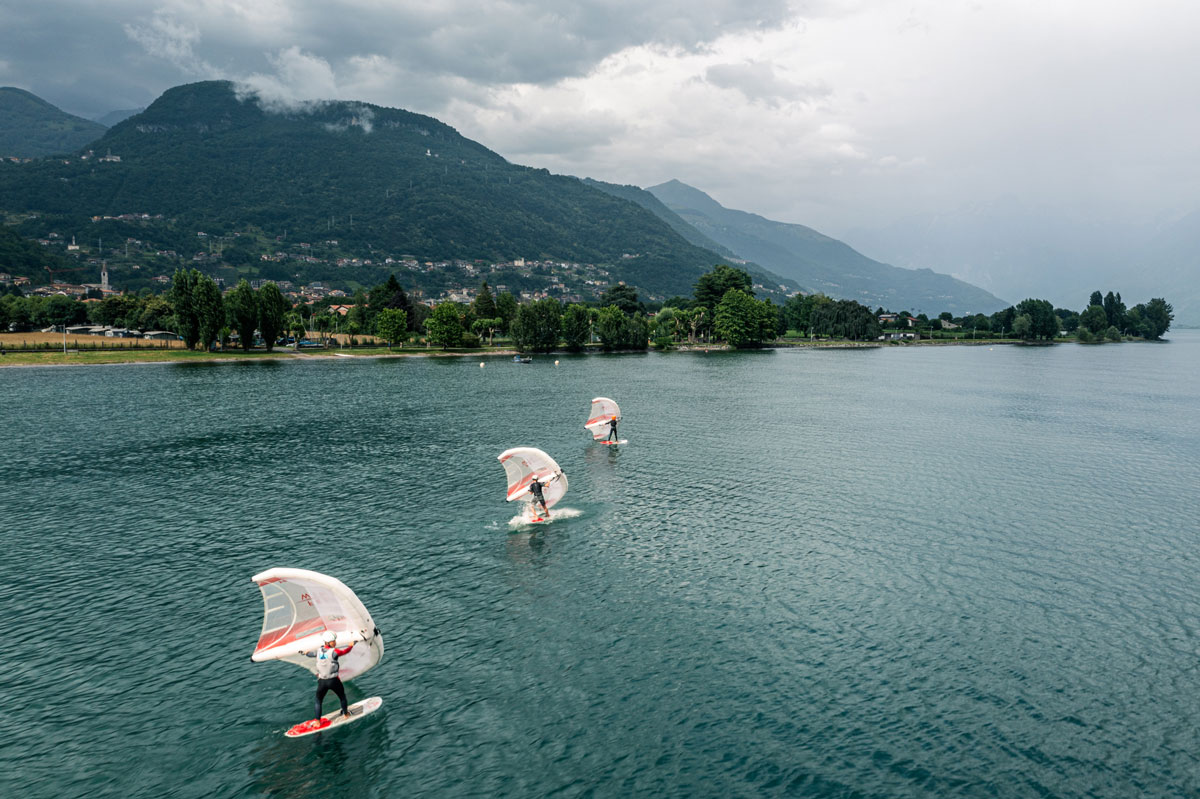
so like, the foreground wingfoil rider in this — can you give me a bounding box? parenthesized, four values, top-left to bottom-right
(607, 415, 619, 442)
(497, 447, 568, 523)
(303, 630, 356, 722)
(528, 474, 552, 519)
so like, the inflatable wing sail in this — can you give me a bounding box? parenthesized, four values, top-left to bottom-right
(585, 397, 621, 440)
(250, 568, 384, 681)
(498, 447, 568, 509)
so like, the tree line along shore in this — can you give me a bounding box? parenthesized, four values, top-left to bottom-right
(0, 265, 1173, 367)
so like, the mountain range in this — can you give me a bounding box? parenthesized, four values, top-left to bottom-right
(646, 180, 1007, 315)
(0, 87, 107, 158)
(2, 80, 1013, 313)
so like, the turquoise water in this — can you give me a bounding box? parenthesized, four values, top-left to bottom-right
(3, 335, 1200, 798)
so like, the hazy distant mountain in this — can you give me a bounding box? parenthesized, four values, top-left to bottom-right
(842, 197, 1198, 326)
(0, 87, 107, 157)
(581, 177, 801, 294)
(648, 179, 1007, 315)
(94, 108, 143, 127)
(841, 198, 1135, 309)
(1126, 211, 1200, 327)
(0, 80, 757, 298)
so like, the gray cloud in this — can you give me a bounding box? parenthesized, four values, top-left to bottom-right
(4, 0, 1200, 312)
(705, 61, 829, 106)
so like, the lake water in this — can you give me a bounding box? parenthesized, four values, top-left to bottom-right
(3, 334, 1200, 798)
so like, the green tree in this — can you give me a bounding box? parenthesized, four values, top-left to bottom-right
(1012, 313, 1033, 339)
(1015, 298, 1057, 340)
(1053, 308, 1077, 333)
(228, 279, 259, 350)
(783, 293, 812, 333)
(257, 282, 289, 352)
(600, 284, 643, 315)
(471, 317, 502, 346)
(511, 298, 562, 352)
(285, 310, 306, 347)
(595, 305, 626, 350)
(89, 294, 138, 327)
(694, 265, 753, 310)
(312, 312, 334, 343)
(713, 289, 778, 348)
(991, 306, 1016, 338)
(652, 306, 678, 341)
(1079, 304, 1108, 334)
(2, 294, 31, 331)
(376, 308, 408, 349)
(1104, 325, 1122, 342)
(194, 275, 225, 350)
(1076, 327, 1095, 343)
(346, 288, 370, 335)
(426, 302, 464, 349)
(561, 303, 591, 351)
(472, 281, 497, 321)
(369, 273, 411, 330)
(1089, 290, 1104, 309)
(685, 306, 708, 343)
(42, 294, 83, 328)
(1139, 298, 1173, 340)
(134, 296, 173, 332)
(169, 269, 201, 349)
(1103, 291, 1126, 331)
(627, 313, 651, 350)
(808, 298, 880, 340)
(495, 291, 519, 334)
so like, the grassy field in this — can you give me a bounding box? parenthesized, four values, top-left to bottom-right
(0, 330, 522, 367)
(0, 349, 292, 367)
(0, 332, 188, 350)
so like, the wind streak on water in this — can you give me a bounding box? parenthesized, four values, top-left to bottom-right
(2, 336, 1200, 798)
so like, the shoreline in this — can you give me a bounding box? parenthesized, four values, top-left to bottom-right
(0, 335, 1164, 368)
(0, 348, 522, 369)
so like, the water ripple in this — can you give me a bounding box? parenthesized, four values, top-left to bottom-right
(2, 337, 1200, 797)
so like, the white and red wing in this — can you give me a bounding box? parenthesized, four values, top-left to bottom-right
(250, 568, 384, 681)
(498, 447, 568, 509)
(584, 397, 621, 440)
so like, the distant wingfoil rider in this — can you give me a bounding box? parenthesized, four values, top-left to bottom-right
(303, 630, 355, 722)
(606, 415, 619, 442)
(528, 473, 551, 519)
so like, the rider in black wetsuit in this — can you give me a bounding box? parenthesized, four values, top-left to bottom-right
(528, 475, 550, 518)
(607, 416, 619, 441)
(302, 630, 355, 722)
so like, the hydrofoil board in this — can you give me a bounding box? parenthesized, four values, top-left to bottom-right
(285, 696, 383, 738)
(601, 439, 628, 446)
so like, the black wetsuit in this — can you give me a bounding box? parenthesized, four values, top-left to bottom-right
(529, 478, 548, 514)
(607, 418, 619, 441)
(307, 644, 352, 719)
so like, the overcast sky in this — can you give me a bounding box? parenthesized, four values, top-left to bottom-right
(3, 0, 1199, 238)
